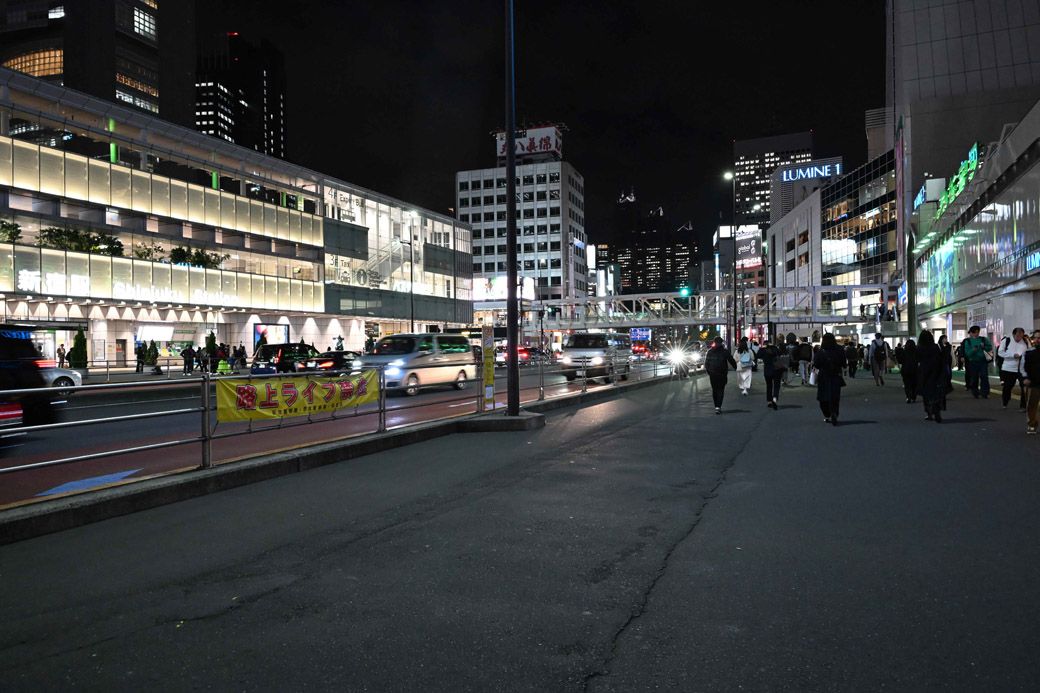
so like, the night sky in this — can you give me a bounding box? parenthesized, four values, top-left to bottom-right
(199, 1, 886, 254)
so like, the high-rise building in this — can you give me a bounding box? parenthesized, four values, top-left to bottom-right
(456, 126, 588, 317)
(597, 208, 697, 294)
(196, 32, 287, 159)
(732, 132, 813, 225)
(0, 0, 195, 126)
(768, 157, 844, 224)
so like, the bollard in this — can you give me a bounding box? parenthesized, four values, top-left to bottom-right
(476, 365, 484, 413)
(582, 359, 588, 393)
(538, 351, 545, 401)
(200, 371, 212, 469)
(106, 361, 111, 383)
(377, 367, 387, 432)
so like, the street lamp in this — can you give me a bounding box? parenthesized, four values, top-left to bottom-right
(723, 171, 737, 350)
(406, 211, 420, 333)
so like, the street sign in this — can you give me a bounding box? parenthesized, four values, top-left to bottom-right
(482, 325, 495, 410)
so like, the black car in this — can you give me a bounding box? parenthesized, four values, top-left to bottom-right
(251, 343, 321, 374)
(0, 332, 57, 426)
(306, 350, 359, 372)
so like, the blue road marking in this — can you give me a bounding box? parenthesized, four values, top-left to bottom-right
(37, 469, 143, 496)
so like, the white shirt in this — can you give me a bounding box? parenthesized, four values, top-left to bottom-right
(997, 336, 1029, 374)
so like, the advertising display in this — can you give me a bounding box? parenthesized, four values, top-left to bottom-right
(254, 323, 289, 348)
(735, 228, 762, 270)
(216, 370, 379, 423)
(473, 276, 536, 301)
(630, 327, 651, 341)
(481, 325, 495, 410)
(495, 126, 563, 159)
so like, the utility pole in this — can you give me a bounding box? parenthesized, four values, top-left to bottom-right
(504, 0, 520, 416)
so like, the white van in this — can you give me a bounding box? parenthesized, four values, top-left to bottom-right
(559, 332, 632, 382)
(354, 334, 476, 396)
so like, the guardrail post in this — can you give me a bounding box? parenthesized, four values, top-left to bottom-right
(477, 365, 485, 413)
(611, 353, 618, 386)
(106, 361, 111, 382)
(582, 360, 588, 393)
(200, 371, 212, 469)
(538, 352, 545, 401)
(377, 367, 387, 432)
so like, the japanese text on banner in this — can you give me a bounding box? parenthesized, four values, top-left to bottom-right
(215, 370, 379, 423)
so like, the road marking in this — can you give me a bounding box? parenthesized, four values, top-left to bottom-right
(36, 468, 143, 496)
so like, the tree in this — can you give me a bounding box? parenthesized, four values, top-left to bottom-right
(39, 227, 91, 252)
(90, 232, 124, 257)
(0, 220, 22, 243)
(133, 242, 165, 261)
(68, 328, 88, 368)
(146, 340, 159, 366)
(191, 248, 230, 269)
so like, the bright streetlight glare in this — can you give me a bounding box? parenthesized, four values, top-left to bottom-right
(723, 171, 734, 181)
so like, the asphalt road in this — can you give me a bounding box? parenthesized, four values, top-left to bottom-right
(0, 361, 670, 507)
(2, 374, 1037, 690)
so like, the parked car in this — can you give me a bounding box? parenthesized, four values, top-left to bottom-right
(559, 332, 632, 383)
(306, 350, 360, 372)
(39, 365, 83, 397)
(0, 331, 58, 426)
(250, 343, 320, 374)
(353, 334, 476, 396)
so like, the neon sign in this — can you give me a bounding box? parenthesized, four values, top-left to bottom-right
(1026, 249, 1040, 273)
(913, 184, 926, 211)
(780, 163, 843, 182)
(934, 143, 979, 221)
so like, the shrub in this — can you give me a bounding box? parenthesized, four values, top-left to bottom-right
(68, 328, 88, 368)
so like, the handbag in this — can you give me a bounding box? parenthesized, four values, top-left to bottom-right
(808, 369, 818, 386)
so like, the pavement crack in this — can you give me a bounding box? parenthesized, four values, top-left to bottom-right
(580, 403, 764, 692)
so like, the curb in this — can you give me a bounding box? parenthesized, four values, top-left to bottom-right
(0, 373, 677, 545)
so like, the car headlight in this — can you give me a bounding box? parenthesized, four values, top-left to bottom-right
(667, 350, 685, 365)
(561, 355, 572, 365)
(590, 356, 604, 366)
(692, 352, 703, 362)
(386, 366, 402, 376)
(389, 359, 405, 367)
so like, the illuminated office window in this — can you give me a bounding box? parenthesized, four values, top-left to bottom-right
(3, 49, 63, 78)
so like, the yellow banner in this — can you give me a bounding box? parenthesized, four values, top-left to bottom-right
(215, 370, 379, 423)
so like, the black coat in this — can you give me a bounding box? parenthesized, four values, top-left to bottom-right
(916, 342, 944, 401)
(704, 346, 737, 376)
(900, 344, 919, 376)
(813, 345, 847, 403)
(756, 344, 783, 377)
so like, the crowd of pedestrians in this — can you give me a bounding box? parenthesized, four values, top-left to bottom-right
(700, 324, 1040, 434)
(179, 342, 249, 375)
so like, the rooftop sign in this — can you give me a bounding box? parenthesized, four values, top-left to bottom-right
(934, 143, 979, 221)
(780, 163, 842, 182)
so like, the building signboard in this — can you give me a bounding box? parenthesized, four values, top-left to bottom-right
(474, 276, 536, 301)
(495, 126, 563, 159)
(934, 143, 979, 221)
(481, 325, 495, 410)
(780, 163, 843, 182)
(735, 228, 762, 270)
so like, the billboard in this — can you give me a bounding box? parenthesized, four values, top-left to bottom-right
(496, 126, 563, 159)
(735, 228, 762, 270)
(254, 323, 289, 348)
(473, 276, 536, 302)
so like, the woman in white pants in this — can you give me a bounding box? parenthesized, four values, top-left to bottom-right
(736, 337, 755, 395)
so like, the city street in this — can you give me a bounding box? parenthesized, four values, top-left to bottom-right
(2, 374, 1037, 690)
(0, 362, 668, 507)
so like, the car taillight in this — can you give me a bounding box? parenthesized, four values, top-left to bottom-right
(35, 359, 56, 369)
(318, 361, 334, 369)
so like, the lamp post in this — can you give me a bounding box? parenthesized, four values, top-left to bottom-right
(503, 0, 520, 416)
(723, 171, 737, 349)
(405, 212, 419, 333)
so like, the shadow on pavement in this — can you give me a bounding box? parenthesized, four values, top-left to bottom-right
(933, 417, 997, 424)
(831, 420, 877, 426)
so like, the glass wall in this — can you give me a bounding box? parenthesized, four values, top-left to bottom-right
(0, 244, 323, 311)
(0, 133, 323, 247)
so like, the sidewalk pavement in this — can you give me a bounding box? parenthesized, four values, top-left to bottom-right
(1, 373, 1037, 690)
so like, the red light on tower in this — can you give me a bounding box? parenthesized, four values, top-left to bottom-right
(227, 31, 239, 37)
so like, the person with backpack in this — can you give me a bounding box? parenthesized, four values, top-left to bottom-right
(900, 338, 919, 403)
(813, 333, 847, 425)
(962, 325, 993, 399)
(703, 337, 737, 415)
(1022, 329, 1040, 435)
(996, 327, 1029, 411)
(844, 339, 859, 378)
(796, 336, 813, 385)
(867, 333, 888, 386)
(736, 336, 755, 396)
(756, 337, 786, 410)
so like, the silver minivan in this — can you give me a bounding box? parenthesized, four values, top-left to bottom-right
(559, 332, 632, 382)
(354, 333, 476, 396)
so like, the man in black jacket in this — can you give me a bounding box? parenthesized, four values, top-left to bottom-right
(704, 337, 737, 415)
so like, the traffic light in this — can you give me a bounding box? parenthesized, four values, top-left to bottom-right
(678, 287, 690, 297)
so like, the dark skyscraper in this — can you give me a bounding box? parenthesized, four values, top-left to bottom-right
(732, 132, 813, 225)
(0, 0, 195, 126)
(196, 32, 287, 159)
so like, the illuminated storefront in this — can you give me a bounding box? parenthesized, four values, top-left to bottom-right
(0, 68, 471, 363)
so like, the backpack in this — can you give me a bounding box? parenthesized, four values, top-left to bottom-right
(873, 342, 887, 364)
(995, 337, 1010, 370)
(739, 350, 753, 367)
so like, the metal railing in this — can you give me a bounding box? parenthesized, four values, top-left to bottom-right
(0, 358, 673, 487)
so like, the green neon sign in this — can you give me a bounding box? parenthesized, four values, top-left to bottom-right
(109, 142, 118, 163)
(933, 143, 978, 221)
(211, 171, 220, 190)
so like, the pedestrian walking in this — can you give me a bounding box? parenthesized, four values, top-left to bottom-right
(899, 338, 919, 403)
(962, 325, 993, 398)
(955, 343, 965, 371)
(797, 336, 812, 385)
(916, 330, 945, 423)
(867, 333, 888, 386)
(180, 345, 195, 375)
(736, 337, 755, 396)
(996, 327, 1029, 411)
(703, 337, 736, 415)
(1022, 329, 1040, 435)
(844, 339, 859, 378)
(813, 333, 847, 425)
(938, 334, 954, 397)
(894, 341, 905, 370)
(56, 343, 66, 368)
(135, 343, 145, 373)
(756, 338, 786, 409)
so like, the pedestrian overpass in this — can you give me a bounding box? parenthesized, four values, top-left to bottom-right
(527, 285, 898, 332)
